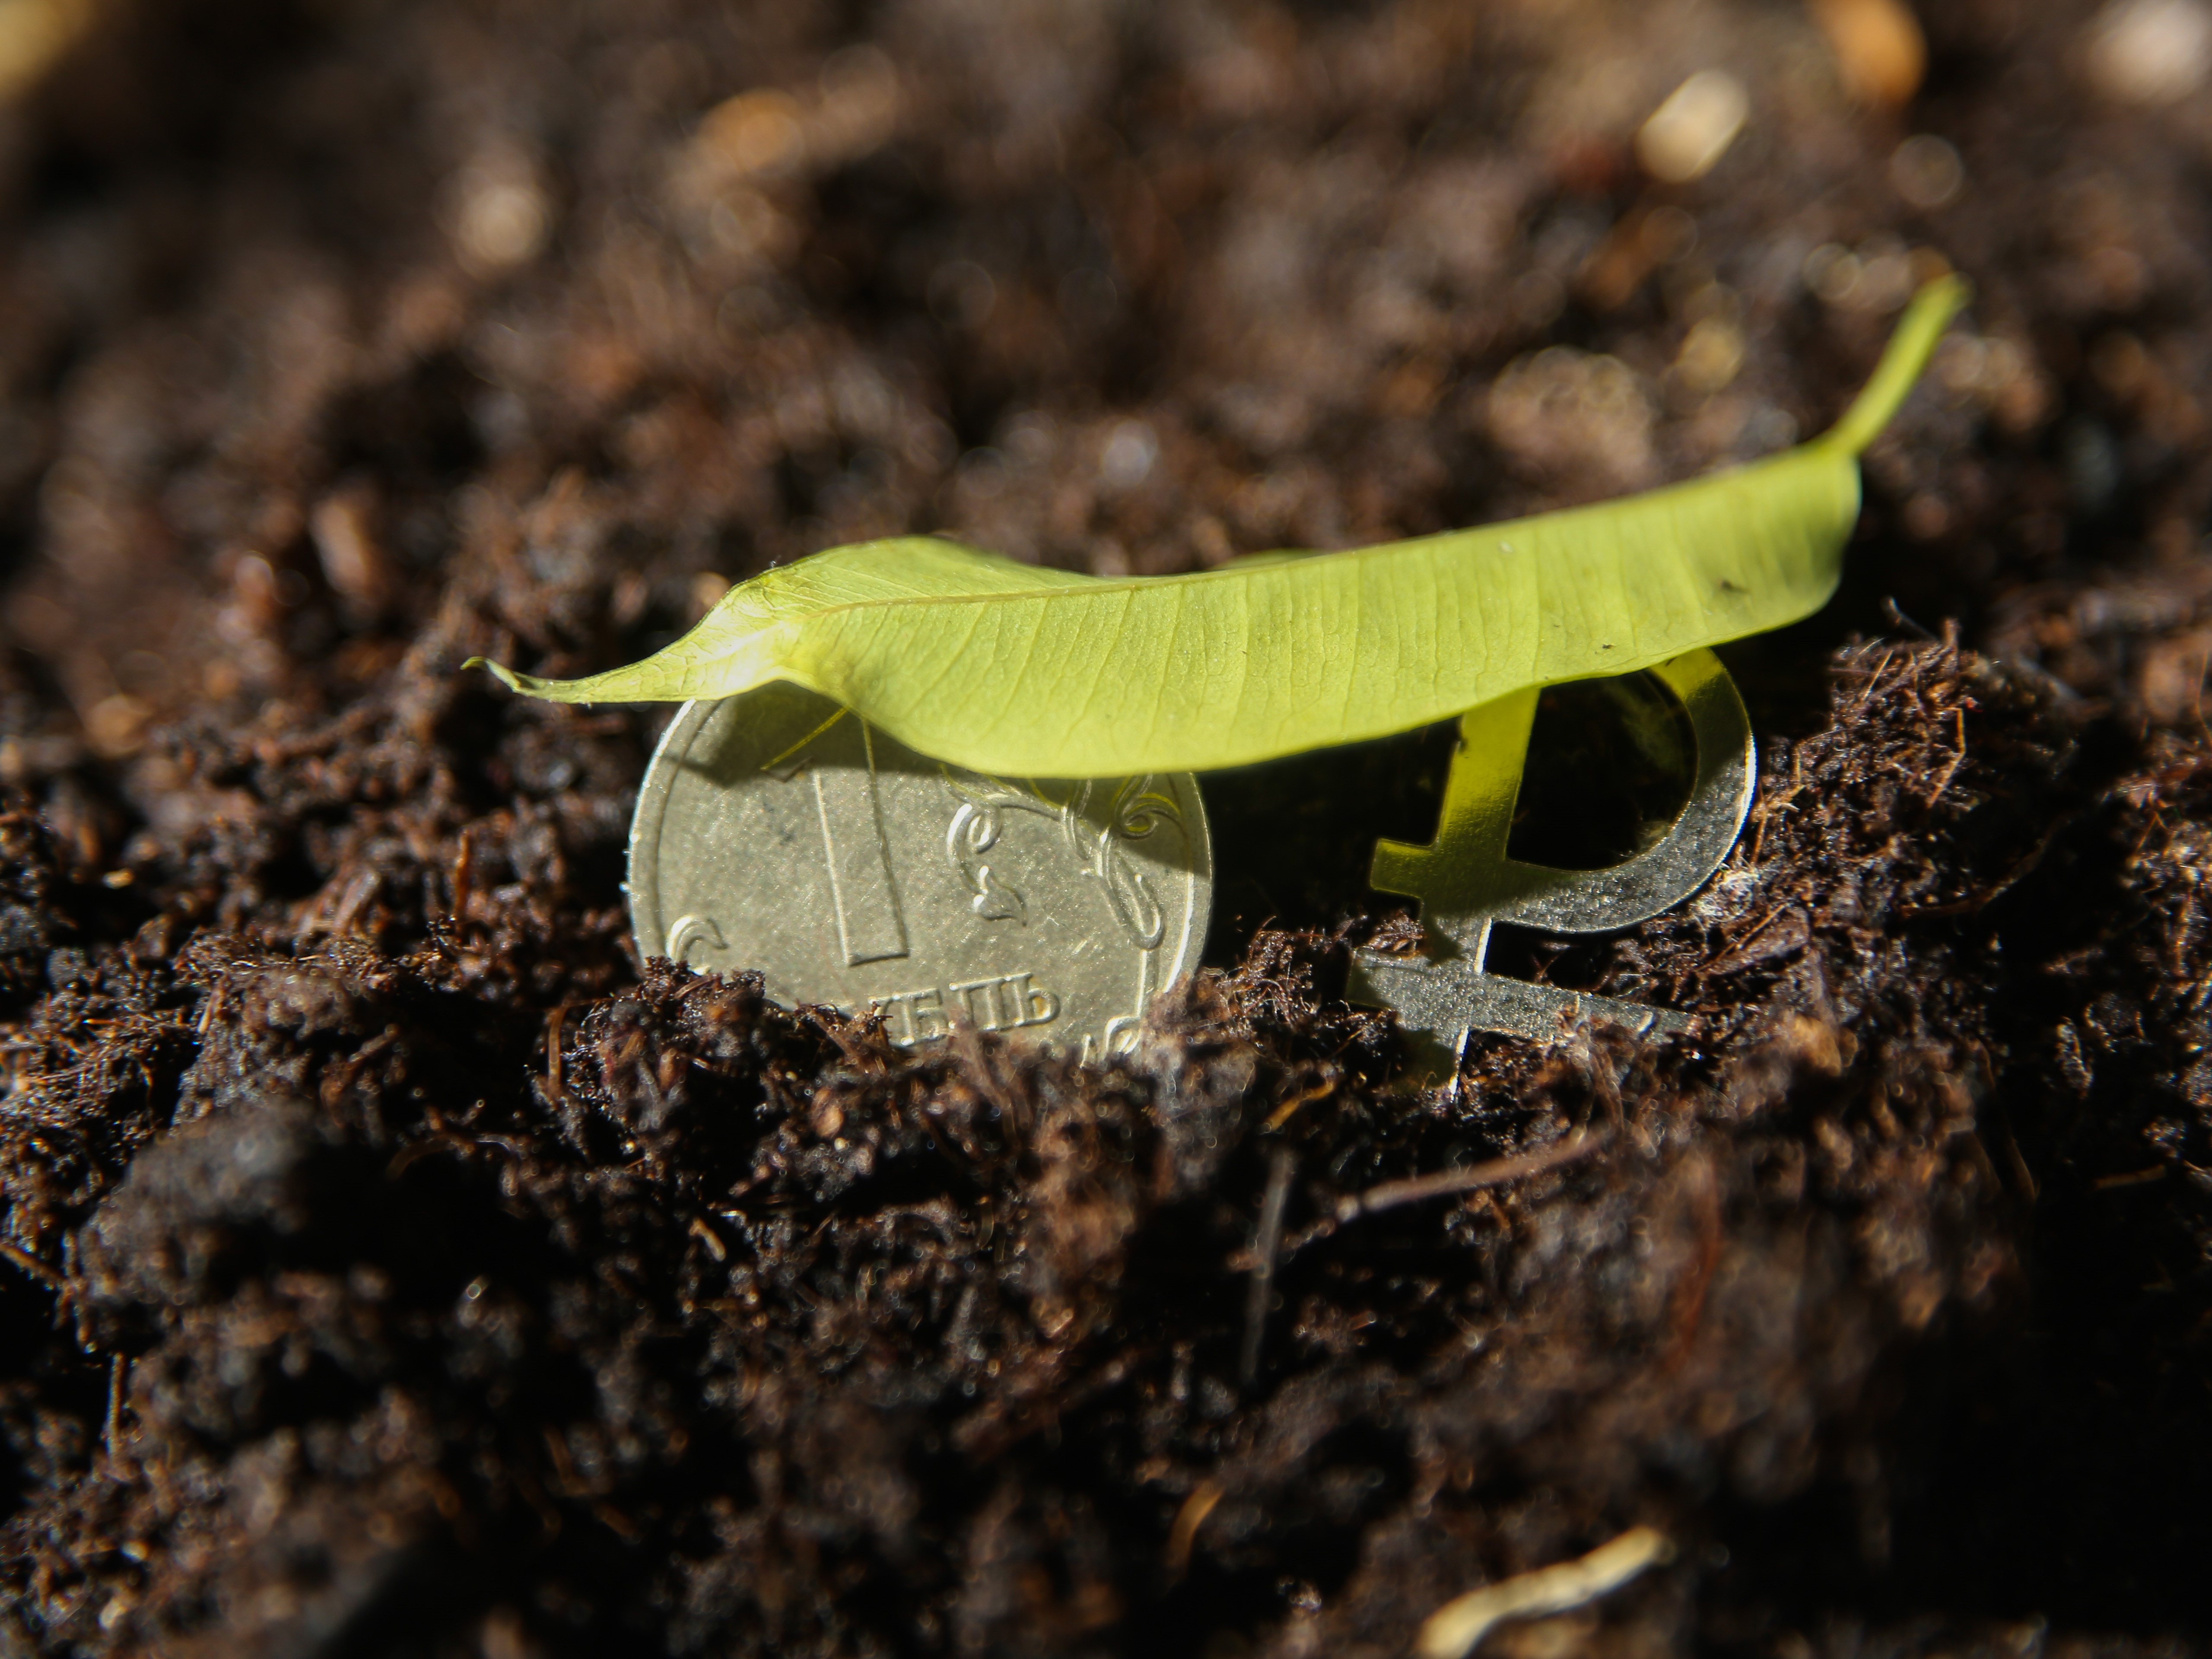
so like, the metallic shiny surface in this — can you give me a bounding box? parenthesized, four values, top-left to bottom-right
(629, 683, 1213, 1060)
(1348, 648, 1755, 1068)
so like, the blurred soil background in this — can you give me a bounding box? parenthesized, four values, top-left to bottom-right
(4, 0, 2212, 1653)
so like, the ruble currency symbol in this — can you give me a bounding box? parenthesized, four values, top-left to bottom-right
(1347, 649, 1754, 1072)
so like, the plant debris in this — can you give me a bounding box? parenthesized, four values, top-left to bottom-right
(1414, 1524, 1674, 1659)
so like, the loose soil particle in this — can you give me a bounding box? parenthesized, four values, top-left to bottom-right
(4, 1, 2212, 1655)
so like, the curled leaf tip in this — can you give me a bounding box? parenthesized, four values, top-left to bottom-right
(1821, 273, 1971, 458)
(465, 655, 547, 697)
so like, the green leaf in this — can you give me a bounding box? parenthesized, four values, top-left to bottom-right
(472, 277, 1966, 776)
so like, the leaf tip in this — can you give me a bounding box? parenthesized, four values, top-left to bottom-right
(463, 655, 528, 694)
(1821, 273, 1972, 457)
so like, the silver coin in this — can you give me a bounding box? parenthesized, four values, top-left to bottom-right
(627, 682, 1213, 1059)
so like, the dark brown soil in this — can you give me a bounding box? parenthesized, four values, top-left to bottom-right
(5, 1, 2212, 1653)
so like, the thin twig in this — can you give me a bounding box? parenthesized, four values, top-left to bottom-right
(687, 1215, 729, 1260)
(1881, 597, 1939, 642)
(103, 1357, 126, 1465)
(1920, 703, 1969, 806)
(545, 1003, 572, 1103)
(1163, 1480, 1224, 1580)
(1660, 1157, 1722, 1375)
(1415, 1525, 1674, 1659)
(0, 1239, 62, 1290)
(1238, 1147, 1297, 1389)
(1335, 1131, 1609, 1227)
(1262, 1079, 1332, 1133)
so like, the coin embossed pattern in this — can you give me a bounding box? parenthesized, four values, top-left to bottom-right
(629, 683, 1213, 1059)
